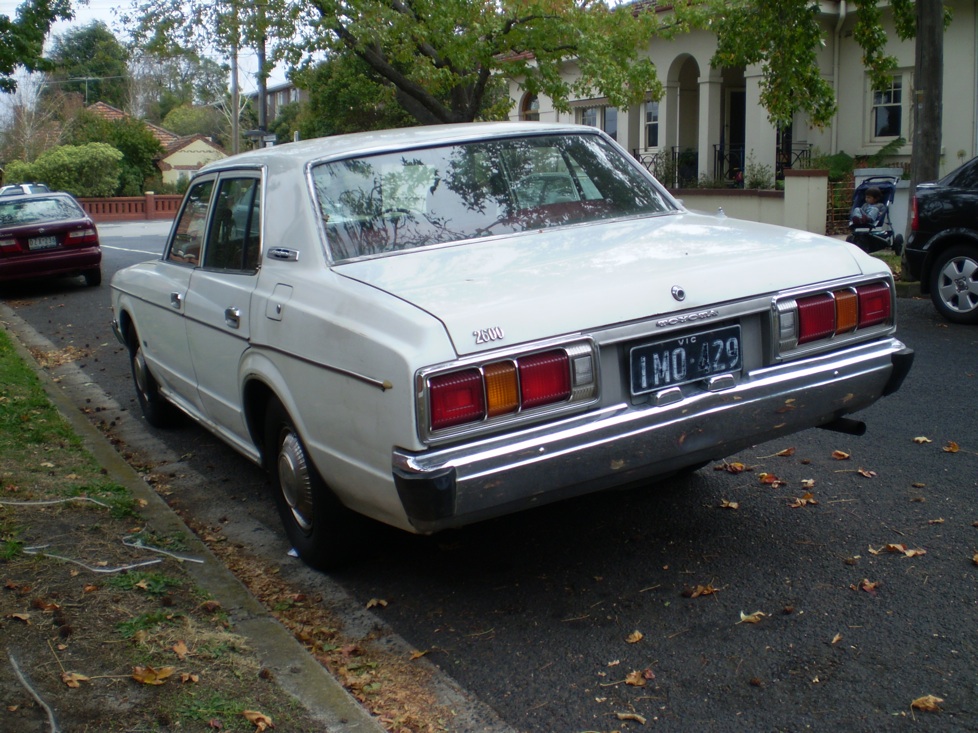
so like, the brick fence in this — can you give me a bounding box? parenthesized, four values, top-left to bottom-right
(77, 193, 182, 222)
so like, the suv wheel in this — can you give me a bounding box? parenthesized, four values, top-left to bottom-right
(930, 245, 978, 324)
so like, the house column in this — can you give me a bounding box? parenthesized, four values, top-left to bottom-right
(744, 64, 778, 180)
(661, 82, 680, 152)
(698, 74, 723, 181)
(622, 103, 643, 155)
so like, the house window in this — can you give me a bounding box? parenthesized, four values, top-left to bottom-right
(645, 101, 659, 148)
(578, 106, 618, 141)
(872, 74, 905, 139)
(520, 93, 540, 121)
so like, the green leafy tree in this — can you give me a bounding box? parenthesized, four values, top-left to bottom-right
(64, 109, 164, 195)
(292, 56, 416, 139)
(130, 49, 228, 122)
(0, 0, 72, 92)
(24, 142, 123, 197)
(47, 21, 130, 107)
(162, 104, 225, 139)
(127, 0, 665, 125)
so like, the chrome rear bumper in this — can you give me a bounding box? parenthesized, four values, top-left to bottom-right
(392, 338, 913, 532)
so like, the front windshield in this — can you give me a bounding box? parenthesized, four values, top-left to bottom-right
(312, 133, 674, 262)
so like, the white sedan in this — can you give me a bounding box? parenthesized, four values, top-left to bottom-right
(111, 122, 913, 569)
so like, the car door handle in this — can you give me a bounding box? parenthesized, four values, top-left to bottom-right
(170, 292, 183, 309)
(225, 307, 241, 329)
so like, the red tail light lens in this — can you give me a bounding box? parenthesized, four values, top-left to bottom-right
(518, 350, 571, 408)
(797, 293, 836, 344)
(66, 228, 99, 246)
(910, 196, 919, 232)
(856, 283, 891, 327)
(429, 369, 485, 430)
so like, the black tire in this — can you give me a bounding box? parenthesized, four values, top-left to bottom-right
(127, 324, 180, 428)
(929, 245, 978, 324)
(83, 268, 102, 287)
(264, 400, 357, 570)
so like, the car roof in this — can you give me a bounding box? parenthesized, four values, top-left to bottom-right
(197, 122, 607, 177)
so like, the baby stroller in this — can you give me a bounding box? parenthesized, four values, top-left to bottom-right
(845, 175, 904, 255)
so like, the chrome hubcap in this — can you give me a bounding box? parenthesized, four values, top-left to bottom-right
(277, 431, 314, 533)
(133, 347, 151, 399)
(937, 256, 978, 314)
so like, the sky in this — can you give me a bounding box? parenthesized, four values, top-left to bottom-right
(0, 0, 288, 98)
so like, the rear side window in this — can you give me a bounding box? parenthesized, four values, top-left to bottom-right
(943, 158, 978, 189)
(203, 178, 262, 272)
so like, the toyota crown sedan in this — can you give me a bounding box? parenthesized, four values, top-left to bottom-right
(110, 122, 913, 569)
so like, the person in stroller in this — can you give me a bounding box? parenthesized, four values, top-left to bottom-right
(854, 186, 885, 226)
(846, 177, 904, 255)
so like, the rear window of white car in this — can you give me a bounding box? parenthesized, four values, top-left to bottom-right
(312, 133, 674, 261)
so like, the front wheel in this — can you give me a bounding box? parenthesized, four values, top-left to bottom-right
(930, 245, 978, 324)
(264, 401, 358, 570)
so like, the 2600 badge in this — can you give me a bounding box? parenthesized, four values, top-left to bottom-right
(630, 324, 742, 395)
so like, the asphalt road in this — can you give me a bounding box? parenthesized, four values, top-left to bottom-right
(3, 220, 977, 732)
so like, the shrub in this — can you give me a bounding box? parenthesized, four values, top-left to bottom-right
(2, 159, 37, 184)
(30, 143, 123, 197)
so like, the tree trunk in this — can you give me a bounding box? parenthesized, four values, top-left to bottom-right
(910, 0, 943, 194)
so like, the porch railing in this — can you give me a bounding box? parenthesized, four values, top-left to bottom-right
(632, 146, 699, 188)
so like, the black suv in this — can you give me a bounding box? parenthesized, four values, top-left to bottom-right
(905, 157, 978, 323)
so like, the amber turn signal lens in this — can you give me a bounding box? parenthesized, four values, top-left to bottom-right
(834, 289, 858, 333)
(484, 361, 520, 417)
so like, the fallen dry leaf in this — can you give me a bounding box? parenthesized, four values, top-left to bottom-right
(180, 672, 199, 684)
(719, 499, 739, 510)
(173, 640, 190, 660)
(132, 665, 175, 686)
(972, 554, 978, 567)
(624, 669, 647, 687)
(928, 518, 945, 524)
(789, 492, 818, 508)
(853, 579, 879, 594)
(625, 630, 644, 644)
(737, 610, 767, 624)
(409, 650, 429, 660)
(243, 710, 274, 731)
(830, 633, 842, 645)
(61, 672, 89, 688)
(943, 441, 960, 453)
(911, 694, 943, 712)
(682, 584, 718, 599)
(832, 450, 851, 460)
(912, 436, 932, 444)
(800, 479, 815, 489)
(365, 598, 388, 609)
(716, 461, 750, 474)
(759, 472, 785, 488)
(857, 468, 877, 478)
(775, 447, 796, 457)
(8, 613, 30, 624)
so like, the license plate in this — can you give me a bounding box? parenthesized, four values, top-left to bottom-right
(630, 324, 742, 395)
(28, 235, 57, 250)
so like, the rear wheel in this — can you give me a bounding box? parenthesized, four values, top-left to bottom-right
(127, 324, 180, 427)
(264, 401, 357, 570)
(83, 268, 102, 287)
(930, 245, 978, 324)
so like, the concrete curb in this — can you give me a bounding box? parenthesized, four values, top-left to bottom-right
(0, 303, 386, 733)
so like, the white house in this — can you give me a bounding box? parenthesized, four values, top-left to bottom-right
(508, 1, 977, 186)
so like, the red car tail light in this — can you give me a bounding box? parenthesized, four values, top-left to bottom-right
(797, 293, 836, 344)
(65, 228, 99, 246)
(429, 369, 485, 430)
(856, 282, 891, 327)
(518, 350, 571, 408)
(0, 238, 19, 255)
(910, 196, 919, 232)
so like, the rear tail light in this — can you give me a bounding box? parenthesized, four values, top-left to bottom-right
(65, 228, 99, 246)
(910, 196, 919, 232)
(779, 282, 893, 353)
(0, 238, 18, 255)
(426, 343, 595, 435)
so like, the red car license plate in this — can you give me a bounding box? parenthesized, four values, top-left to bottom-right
(28, 235, 58, 250)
